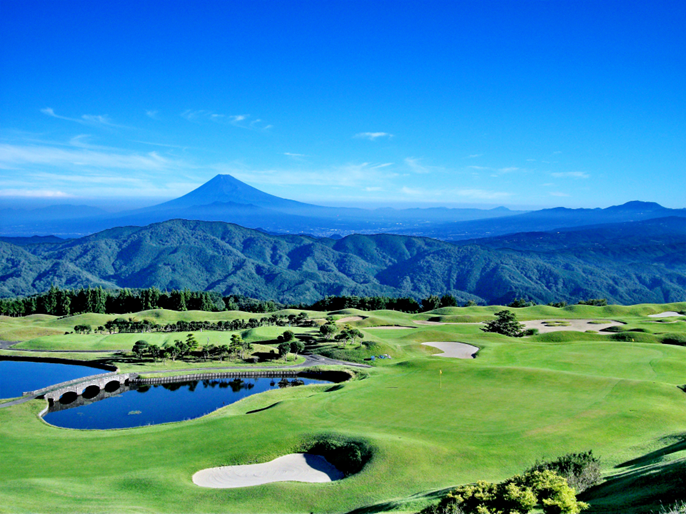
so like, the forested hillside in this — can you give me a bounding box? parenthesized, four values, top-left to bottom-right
(1, 217, 685, 305)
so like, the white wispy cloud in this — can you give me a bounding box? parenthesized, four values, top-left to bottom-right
(468, 154, 483, 158)
(284, 152, 307, 158)
(0, 189, 73, 198)
(396, 185, 511, 201)
(467, 165, 490, 170)
(146, 110, 159, 119)
(401, 186, 423, 196)
(214, 162, 397, 189)
(181, 110, 269, 129)
(551, 171, 589, 179)
(354, 132, 393, 141)
(498, 167, 520, 173)
(454, 189, 511, 200)
(405, 157, 444, 174)
(131, 140, 193, 150)
(405, 157, 430, 174)
(550, 192, 570, 197)
(41, 108, 128, 128)
(0, 143, 184, 172)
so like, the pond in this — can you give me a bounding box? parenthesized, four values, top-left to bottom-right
(0, 359, 106, 399)
(43, 375, 331, 430)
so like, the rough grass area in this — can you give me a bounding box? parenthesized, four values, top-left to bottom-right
(1, 303, 686, 513)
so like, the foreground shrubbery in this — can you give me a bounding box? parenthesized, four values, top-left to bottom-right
(657, 501, 686, 514)
(420, 451, 600, 514)
(526, 450, 601, 493)
(420, 470, 587, 514)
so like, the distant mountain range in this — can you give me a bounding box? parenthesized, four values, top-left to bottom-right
(398, 200, 686, 241)
(2, 174, 685, 242)
(0, 174, 523, 238)
(2, 216, 685, 305)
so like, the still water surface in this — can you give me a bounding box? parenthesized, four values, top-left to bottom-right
(0, 360, 104, 399)
(43, 376, 330, 429)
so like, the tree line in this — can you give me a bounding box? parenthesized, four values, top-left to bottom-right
(0, 284, 609, 317)
(72, 312, 315, 336)
(0, 286, 291, 317)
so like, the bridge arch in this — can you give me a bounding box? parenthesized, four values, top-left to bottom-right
(104, 379, 122, 392)
(59, 391, 78, 404)
(82, 385, 100, 399)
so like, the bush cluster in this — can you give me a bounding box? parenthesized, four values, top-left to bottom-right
(661, 333, 686, 346)
(482, 310, 525, 337)
(420, 451, 600, 514)
(420, 469, 588, 514)
(302, 435, 373, 476)
(526, 450, 601, 493)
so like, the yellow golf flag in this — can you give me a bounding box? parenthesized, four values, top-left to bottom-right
(439, 369, 442, 375)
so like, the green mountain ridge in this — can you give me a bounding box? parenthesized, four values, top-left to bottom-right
(1, 218, 685, 304)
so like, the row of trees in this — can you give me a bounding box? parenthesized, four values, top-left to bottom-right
(308, 294, 464, 313)
(0, 284, 610, 318)
(319, 322, 364, 347)
(508, 297, 608, 308)
(73, 312, 314, 336)
(131, 333, 254, 363)
(130, 330, 309, 364)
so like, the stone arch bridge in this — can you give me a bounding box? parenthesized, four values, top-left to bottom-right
(25, 372, 139, 405)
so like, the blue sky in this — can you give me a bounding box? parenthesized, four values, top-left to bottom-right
(1, 0, 684, 210)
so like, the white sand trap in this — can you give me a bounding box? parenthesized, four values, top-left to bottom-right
(422, 342, 479, 359)
(193, 453, 344, 489)
(648, 311, 684, 318)
(367, 326, 414, 330)
(337, 316, 365, 323)
(522, 319, 623, 334)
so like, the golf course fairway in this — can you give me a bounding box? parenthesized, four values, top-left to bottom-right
(1, 303, 685, 513)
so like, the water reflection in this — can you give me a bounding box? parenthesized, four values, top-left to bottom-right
(43, 375, 329, 430)
(0, 360, 109, 399)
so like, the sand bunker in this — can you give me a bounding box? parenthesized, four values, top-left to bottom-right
(337, 316, 365, 323)
(422, 342, 479, 359)
(522, 319, 623, 334)
(193, 453, 344, 489)
(367, 326, 414, 330)
(648, 311, 684, 318)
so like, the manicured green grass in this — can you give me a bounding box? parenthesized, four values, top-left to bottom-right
(1, 304, 686, 513)
(14, 326, 317, 352)
(116, 353, 306, 374)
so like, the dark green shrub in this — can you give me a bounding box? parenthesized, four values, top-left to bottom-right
(508, 298, 536, 308)
(600, 326, 624, 333)
(301, 435, 372, 476)
(524, 328, 539, 336)
(662, 334, 686, 346)
(527, 450, 601, 493)
(577, 298, 608, 306)
(482, 310, 525, 337)
(609, 332, 657, 343)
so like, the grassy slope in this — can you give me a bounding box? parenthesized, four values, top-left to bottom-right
(0, 305, 685, 513)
